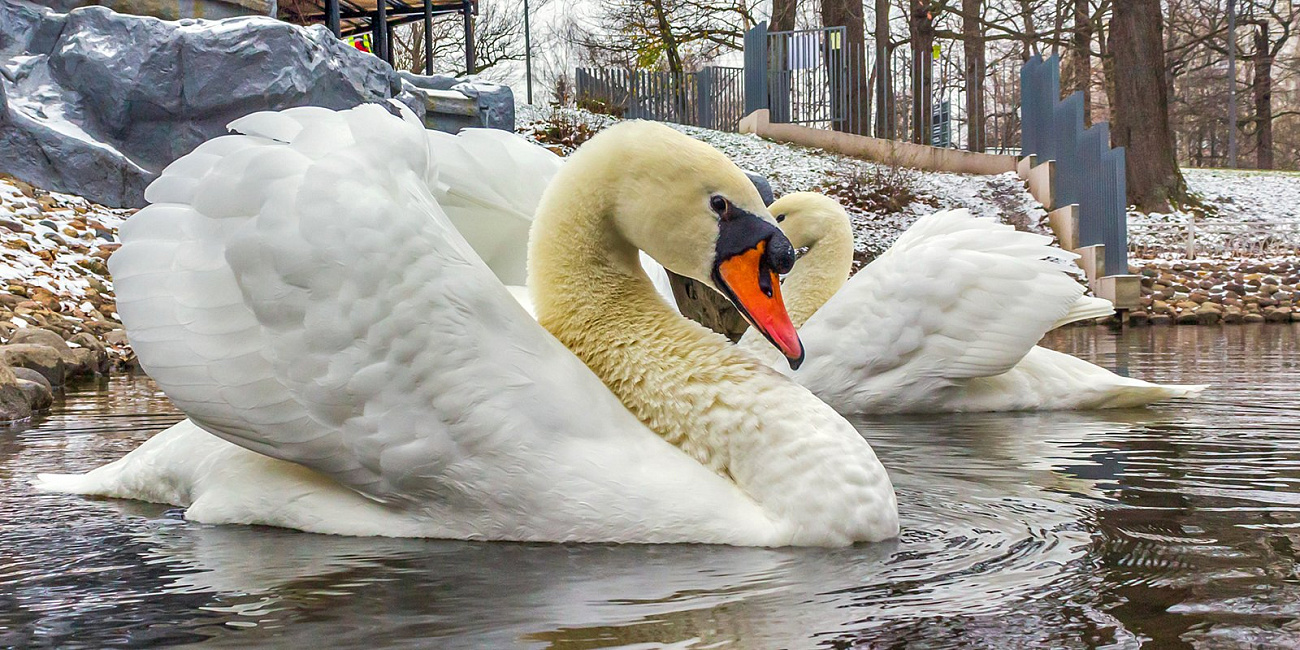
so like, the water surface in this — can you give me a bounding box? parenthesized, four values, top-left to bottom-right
(2, 325, 1298, 648)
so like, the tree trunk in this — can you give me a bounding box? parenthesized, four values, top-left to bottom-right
(909, 1, 936, 144)
(1110, 0, 1187, 211)
(962, 0, 985, 151)
(647, 0, 683, 76)
(874, 0, 893, 138)
(1066, 0, 1092, 124)
(1252, 21, 1275, 170)
(1097, 12, 1116, 122)
(771, 0, 797, 32)
(821, 0, 870, 134)
(1019, 0, 1036, 61)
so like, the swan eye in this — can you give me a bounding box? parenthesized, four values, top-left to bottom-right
(709, 195, 728, 217)
(775, 214, 786, 223)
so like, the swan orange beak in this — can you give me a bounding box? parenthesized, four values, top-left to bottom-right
(714, 240, 805, 370)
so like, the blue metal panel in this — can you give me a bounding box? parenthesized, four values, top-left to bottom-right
(1019, 56, 1042, 157)
(1039, 54, 1061, 161)
(1104, 147, 1129, 273)
(1076, 123, 1106, 247)
(743, 23, 768, 115)
(1053, 92, 1085, 208)
(696, 67, 714, 130)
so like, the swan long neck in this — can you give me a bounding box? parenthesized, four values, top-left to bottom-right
(783, 225, 854, 326)
(526, 129, 897, 544)
(528, 171, 767, 476)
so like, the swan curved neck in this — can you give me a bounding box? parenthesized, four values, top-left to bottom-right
(529, 176, 756, 475)
(784, 227, 854, 326)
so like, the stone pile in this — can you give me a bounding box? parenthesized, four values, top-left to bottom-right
(1127, 259, 1300, 326)
(0, 174, 131, 422)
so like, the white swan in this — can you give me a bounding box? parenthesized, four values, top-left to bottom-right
(36, 105, 898, 547)
(739, 192, 1205, 413)
(418, 132, 1201, 413)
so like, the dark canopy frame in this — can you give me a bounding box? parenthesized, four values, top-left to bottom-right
(283, 0, 478, 74)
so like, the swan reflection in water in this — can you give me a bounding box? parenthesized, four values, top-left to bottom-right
(86, 406, 1183, 648)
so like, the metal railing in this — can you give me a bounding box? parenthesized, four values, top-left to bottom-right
(1129, 220, 1300, 259)
(1021, 54, 1128, 275)
(741, 22, 1020, 153)
(574, 66, 745, 132)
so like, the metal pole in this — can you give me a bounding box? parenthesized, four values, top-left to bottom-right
(524, 0, 533, 104)
(374, 1, 387, 64)
(1227, 0, 1238, 168)
(424, 0, 433, 75)
(326, 0, 340, 37)
(463, 0, 475, 75)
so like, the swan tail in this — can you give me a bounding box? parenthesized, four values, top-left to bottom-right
(1083, 380, 1208, 409)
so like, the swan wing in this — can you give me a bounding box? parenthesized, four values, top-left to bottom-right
(425, 128, 563, 286)
(107, 105, 764, 537)
(795, 209, 1090, 404)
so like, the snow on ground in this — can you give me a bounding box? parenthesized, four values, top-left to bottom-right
(516, 105, 1048, 263)
(1129, 168, 1300, 260)
(0, 176, 128, 333)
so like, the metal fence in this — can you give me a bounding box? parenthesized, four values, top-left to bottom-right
(1021, 54, 1128, 276)
(741, 22, 1020, 153)
(1129, 220, 1300, 259)
(574, 66, 745, 132)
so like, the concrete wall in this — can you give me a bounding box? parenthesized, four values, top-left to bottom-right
(52, 0, 275, 20)
(739, 109, 1018, 176)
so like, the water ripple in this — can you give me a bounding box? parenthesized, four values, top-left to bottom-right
(2, 327, 1300, 648)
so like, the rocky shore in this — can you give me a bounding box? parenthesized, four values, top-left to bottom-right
(0, 175, 131, 423)
(1125, 259, 1300, 326)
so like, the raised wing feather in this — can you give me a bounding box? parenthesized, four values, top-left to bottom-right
(425, 128, 563, 286)
(794, 209, 1091, 409)
(110, 105, 743, 521)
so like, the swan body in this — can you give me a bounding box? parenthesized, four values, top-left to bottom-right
(37, 106, 897, 546)
(741, 193, 1204, 413)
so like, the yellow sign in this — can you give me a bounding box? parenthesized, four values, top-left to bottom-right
(932, 43, 941, 59)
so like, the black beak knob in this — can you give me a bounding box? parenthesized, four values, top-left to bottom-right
(764, 232, 797, 275)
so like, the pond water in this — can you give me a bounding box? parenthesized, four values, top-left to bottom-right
(2, 325, 1298, 649)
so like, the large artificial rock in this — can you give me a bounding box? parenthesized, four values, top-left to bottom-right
(0, 1, 511, 207)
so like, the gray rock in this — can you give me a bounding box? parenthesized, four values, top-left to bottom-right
(400, 71, 514, 131)
(69, 332, 109, 374)
(15, 377, 51, 410)
(11, 365, 51, 392)
(0, 343, 66, 386)
(1, 1, 514, 207)
(7, 327, 77, 364)
(0, 363, 32, 423)
(102, 329, 129, 346)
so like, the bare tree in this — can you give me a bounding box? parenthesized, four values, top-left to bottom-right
(1111, 0, 1187, 210)
(823, 0, 872, 133)
(962, 0, 986, 149)
(389, 0, 545, 80)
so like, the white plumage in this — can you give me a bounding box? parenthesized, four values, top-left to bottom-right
(741, 194, 1205, 413)
(37, 105, 897, 546)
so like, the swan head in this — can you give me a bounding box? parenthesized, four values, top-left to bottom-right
(562, 121, 805, 367)
(769, 192, 852, 250)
